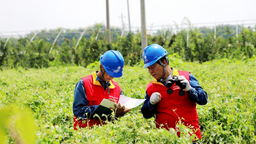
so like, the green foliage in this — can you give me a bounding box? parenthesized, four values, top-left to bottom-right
(0, 105, 36, 144)
(1, 24, 256, 69)
(73, 113, 192, 144)
(115, 32, 142, 66)
(0, 58, 256, 143)
(58, 41, 73, 65)
(86, 60, 100, 69)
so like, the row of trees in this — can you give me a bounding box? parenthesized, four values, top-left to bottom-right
(0, 23, 255, 68)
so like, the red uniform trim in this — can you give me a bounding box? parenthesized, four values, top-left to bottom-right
(74, 73, 121, 130)
(147, 69, 201, 140)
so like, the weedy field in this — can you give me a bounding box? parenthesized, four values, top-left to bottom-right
(0, 56, 256, 143)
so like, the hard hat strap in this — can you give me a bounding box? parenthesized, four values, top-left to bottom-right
(158, 56, 169, 81)
(101, 68, 110, 94)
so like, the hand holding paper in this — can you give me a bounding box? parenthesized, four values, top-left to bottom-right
(92, 95, 145, 119)
(109, 98, 131, 117)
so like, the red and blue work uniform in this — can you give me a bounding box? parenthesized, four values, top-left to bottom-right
(141, 68, 207, 141)
(73, 72, 122, 130)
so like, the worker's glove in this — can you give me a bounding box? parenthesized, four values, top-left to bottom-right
(177, 75, 191, 91)
(150, 92, 161, 105)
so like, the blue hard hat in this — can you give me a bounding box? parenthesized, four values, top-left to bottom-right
(100, 50, 124, 78)
(143, 44, 168, 68)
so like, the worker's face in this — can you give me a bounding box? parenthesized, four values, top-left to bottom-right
(103, 71, 114, 81)
(100, 65, 114, 82)
(147, 62, 164, 80)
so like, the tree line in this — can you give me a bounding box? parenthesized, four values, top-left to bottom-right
(0, 23, 255, 69)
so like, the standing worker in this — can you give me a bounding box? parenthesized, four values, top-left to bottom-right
(141, 44, 208, 143)
(73, 50, 130, 130)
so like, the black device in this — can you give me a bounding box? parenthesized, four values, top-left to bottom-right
(165, 75, 186, 95)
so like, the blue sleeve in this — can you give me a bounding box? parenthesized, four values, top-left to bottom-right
(73, 79, 98, 119)
(141, 91, 157, 119)
(188, 73, 208, 105)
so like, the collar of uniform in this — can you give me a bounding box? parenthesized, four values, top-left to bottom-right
(92, 72, 115, 89)
(152, 67, 179, 86)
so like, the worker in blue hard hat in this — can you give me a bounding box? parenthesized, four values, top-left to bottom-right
(73, 50, 130, 130)
(141, 44, 208, 143)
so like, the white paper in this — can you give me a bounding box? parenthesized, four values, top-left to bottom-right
(119, 95, 145, 109)
(99, 95, 145, 109)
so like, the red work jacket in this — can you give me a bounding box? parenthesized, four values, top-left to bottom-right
(73, 73, 121, 130)
(146, 69, 201, 140)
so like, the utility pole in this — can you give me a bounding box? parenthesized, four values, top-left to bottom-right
(214, 23, 216, 40)
(236, 21, 238, 43)
(187, 31, 189, 47)
(106, 0, 111, 43)
(127, 0, 131, 32)
(120, 13, 126, 37)
(140, 0, 147, 56)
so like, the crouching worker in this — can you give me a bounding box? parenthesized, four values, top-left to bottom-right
(140, 44, 208, 143)
(73, 50, 130, 130)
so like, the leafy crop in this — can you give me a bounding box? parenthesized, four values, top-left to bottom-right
(0, 57, 256, 143)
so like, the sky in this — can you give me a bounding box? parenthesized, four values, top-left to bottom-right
(1, 0, 256, 36)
